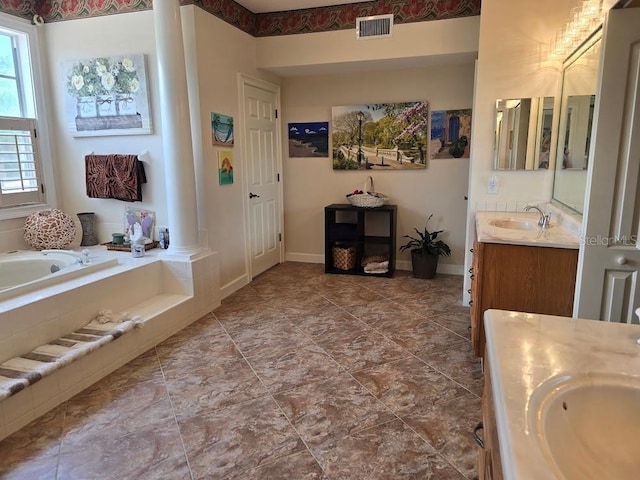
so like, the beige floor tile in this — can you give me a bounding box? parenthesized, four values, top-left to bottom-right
(0, 263, 479, 480)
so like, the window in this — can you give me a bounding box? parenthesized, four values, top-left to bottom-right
(0, 117, 41, 205)
(0, 15, 51, 214)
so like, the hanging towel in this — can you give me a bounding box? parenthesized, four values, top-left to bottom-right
(85, 154, 146, 202)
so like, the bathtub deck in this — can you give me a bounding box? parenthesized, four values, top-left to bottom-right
(0, 247, 220, 441)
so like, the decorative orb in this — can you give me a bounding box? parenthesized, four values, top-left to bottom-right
(23, 209, 76, 250)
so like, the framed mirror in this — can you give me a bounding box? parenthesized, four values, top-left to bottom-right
(493, 97, 555, 170)
(552, 32, 602, 214)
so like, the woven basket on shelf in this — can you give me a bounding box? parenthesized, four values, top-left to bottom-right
(346, 176, 389, 208)
(332, 246, 356, 270)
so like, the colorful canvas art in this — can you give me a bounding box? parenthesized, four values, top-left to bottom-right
(331, 102, 429, 170)
(62, 54, 152, 137)
(430, 109, 472, 159)
(218, 150, 234, 185)
(288, 122, 329, 157)
(124, 207, 155, 244)
(211, 113, 234, 147)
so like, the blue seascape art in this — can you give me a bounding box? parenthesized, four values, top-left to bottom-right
(211, 112, 234, 147)
(288, 121, 329, 157)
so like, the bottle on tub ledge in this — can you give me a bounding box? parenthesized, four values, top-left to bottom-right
(159, 228, 169, 249)
(130, 222, 145, 258)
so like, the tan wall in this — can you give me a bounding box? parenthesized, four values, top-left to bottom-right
(282, 63, 475, 272)
(257, 16, 480, 76)
(188, 8, 280, 290)
(463, 0, 594, 303)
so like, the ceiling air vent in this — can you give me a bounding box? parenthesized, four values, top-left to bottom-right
(356, 14, 393, 40)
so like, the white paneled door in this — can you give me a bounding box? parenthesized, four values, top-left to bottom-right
(241, 78, 283, 278)
(575, 9, 640, 323)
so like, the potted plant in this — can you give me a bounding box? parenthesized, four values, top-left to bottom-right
(449, 136, 468, 158)
(400, 214, 452, 279)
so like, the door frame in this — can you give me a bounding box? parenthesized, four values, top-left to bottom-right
(237, 73, 285, 282)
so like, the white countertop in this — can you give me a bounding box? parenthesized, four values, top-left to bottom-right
(476, 211, 580, 249)
(484, 310, 640, 480)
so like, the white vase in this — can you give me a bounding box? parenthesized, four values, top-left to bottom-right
(96, 94, 116, 117)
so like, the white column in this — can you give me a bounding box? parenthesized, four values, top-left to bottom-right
(153, 0, 200, 254)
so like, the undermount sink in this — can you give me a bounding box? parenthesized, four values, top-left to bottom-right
(529, 373, 640, 479)
(489, 218, 541, 231)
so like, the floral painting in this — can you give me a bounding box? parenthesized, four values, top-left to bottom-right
(288, 122, 329, 157)
(218, 150, 234, 185)
(331, 102, 429, 170)
(62, 54, 152, 137)
(430, 109, 472, 159)
(211, 112, 234, 147)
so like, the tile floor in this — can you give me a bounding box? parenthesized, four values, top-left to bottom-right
(0, 262, 483, 479)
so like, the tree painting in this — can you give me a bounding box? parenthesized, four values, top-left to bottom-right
(331, 101, 429, 170)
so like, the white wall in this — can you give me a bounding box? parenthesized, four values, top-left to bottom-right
(462, 0, 578, 303)
(187, 7, 280, 292)
(42, 10, 168, 244)
(32, 7, 277, 296)
(282, 63, 475, 272)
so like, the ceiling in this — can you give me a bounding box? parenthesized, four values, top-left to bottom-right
(234, 0, 365, 13)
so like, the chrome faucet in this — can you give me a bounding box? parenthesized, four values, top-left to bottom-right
(42, 249, 92, 265)
(524, 205, 551, 229)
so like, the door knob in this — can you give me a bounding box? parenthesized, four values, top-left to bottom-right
(249, 192, 260, 199)
(616, 255, 628, 265)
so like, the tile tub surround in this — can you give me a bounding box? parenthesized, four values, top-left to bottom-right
(0, 263, 481, 479)
(0, 247, 220, 441)
(484, 310, 640, 480)
(475, 211, 580, 249)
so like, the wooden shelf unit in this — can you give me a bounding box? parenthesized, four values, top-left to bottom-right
(324, 203, 397, 277)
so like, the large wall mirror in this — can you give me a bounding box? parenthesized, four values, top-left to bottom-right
(552, 33, 602, 214)
(493, 97, 554, 170)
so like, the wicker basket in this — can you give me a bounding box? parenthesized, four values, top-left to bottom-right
(346, 176, 389, 208)
(332, 246, 356, 270)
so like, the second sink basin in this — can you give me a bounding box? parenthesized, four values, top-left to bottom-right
(529, 373, 640, 479)
(489, 218, 540, 231)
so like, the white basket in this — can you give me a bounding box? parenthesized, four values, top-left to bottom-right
(346, 176, 389, 208)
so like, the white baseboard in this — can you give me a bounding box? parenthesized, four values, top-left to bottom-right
(396, 259, 463, 276)
(283, 253, 463, 276)
(221, 273, 249, 299)
(285, 252, 325, 264)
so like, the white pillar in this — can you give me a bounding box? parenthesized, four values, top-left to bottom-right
(153, 0, 200, 254)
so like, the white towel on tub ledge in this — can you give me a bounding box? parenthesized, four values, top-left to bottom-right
(0, 314, 143, 401)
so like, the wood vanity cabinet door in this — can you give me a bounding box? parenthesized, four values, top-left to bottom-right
(482, 243, 577, 317)
(470, 240, 484, 356)
(471, 240, 578, 357)
(482, 360, 503, 480)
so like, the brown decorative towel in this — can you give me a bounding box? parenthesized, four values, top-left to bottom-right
(85, 154, 146, 202)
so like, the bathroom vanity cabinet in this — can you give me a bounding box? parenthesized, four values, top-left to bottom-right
(477, 361, 503, 480)
(469, 239, 578, 357)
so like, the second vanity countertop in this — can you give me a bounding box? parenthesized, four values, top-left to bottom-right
(476, 211, 580, 249)
(485, 310, 640, 480)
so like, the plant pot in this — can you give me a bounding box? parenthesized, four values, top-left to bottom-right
(449, 145, 465, 158)
(411, 250, 439, 279)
